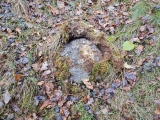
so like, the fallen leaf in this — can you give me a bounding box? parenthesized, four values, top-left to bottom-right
(137, 59, 146, 66)
(82, 79, 93, 90)
(16, 28, 21, 35)
(130, 37, 141, 43)
(140, 25, 146, 32)
(122, 86, 131, 91)
(38, 51, 42, 57)
(3, 90, 11, 104)
(122, 12, 129, 16)
(124, 62, 134, 69)
(14, 74, 24, 81)
(94, 10, 105, 14)
(57, 1, 65, 9)
(7, 28, 12, 34)
(147, 26, 155, 34)
(154, 99, 160, 106)
(45, 82, 54, 98)
(40, 99, 53, 110)
(135, 45, 144, 56)
(0, 81, 5, 86)
(83, 96, 88, 104)
(156, 76, 160, 81)
(38, 81, 45, 86)
(40, 61, 48, 71)
(32, 63, 40, 72)
(87, 98, 94, 105)
(155, 108, 160, 115)
(54, 90, 63, 98)
(58, 96, 67, 107)
(123, 41, 135, 51)
(42, 70, 51, 76)
(124, 72, 136, 81)
(76, 9, 83, 15)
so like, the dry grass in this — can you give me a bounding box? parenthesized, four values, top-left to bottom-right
(7, 0, 28, 17)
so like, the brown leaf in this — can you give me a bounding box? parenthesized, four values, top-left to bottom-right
(122, 12, 129, 16)
(83, 96, 88, 104)
(155, 108, 160, 115)
(40, 61, 48, 71)
(94, 10, 105, 14)
(130, 37, 141, 43)
(16, 28, 21, 35)
(38, 81, 45, 86)
(135, 45, 144, 56)
(147, 26, 155, 34)
(156, 76, 160, 81)
(123, 86, 131, 91)
(104, 16, 109, 22)
(38, 51, 42, 57)
(0, 81, 5, 86)
(32, 63, 40, 72)
(140, 25, 146, 32)
(58, 96, 67, 107)
(7, 28, 12, 34)
(14, 74, 24, 81)
(42, 70, 51, 76)
(45, 82, 54, 98)
(40, 100, 53, 110)
(82, 79, 93, 90)
(137, 59, 146, 66)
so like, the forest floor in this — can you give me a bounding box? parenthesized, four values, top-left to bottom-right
(0, 0, 160, 120)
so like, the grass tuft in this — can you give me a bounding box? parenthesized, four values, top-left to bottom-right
(132, 1, 150, 20)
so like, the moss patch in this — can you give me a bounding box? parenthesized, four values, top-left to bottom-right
(54, 54, 70, 81)
(90, 60, 110, 81)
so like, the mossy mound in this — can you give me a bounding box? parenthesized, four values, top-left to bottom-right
(51, 20, 123, 82)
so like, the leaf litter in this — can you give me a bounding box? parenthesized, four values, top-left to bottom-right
(0, 0, 159, 119)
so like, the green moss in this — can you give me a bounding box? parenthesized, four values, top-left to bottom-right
(60, 24, 69, 44)
(90, 61, 110, 81)
(70, 85, 81, 94)
(71, 102, 93, 120)
(54, 55, 70, 81)
(105, 36, 117, 42)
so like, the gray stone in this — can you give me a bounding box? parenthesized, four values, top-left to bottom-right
(61, 38, 102, 82)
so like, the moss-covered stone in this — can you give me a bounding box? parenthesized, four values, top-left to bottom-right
(50, 20, 123, 82)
